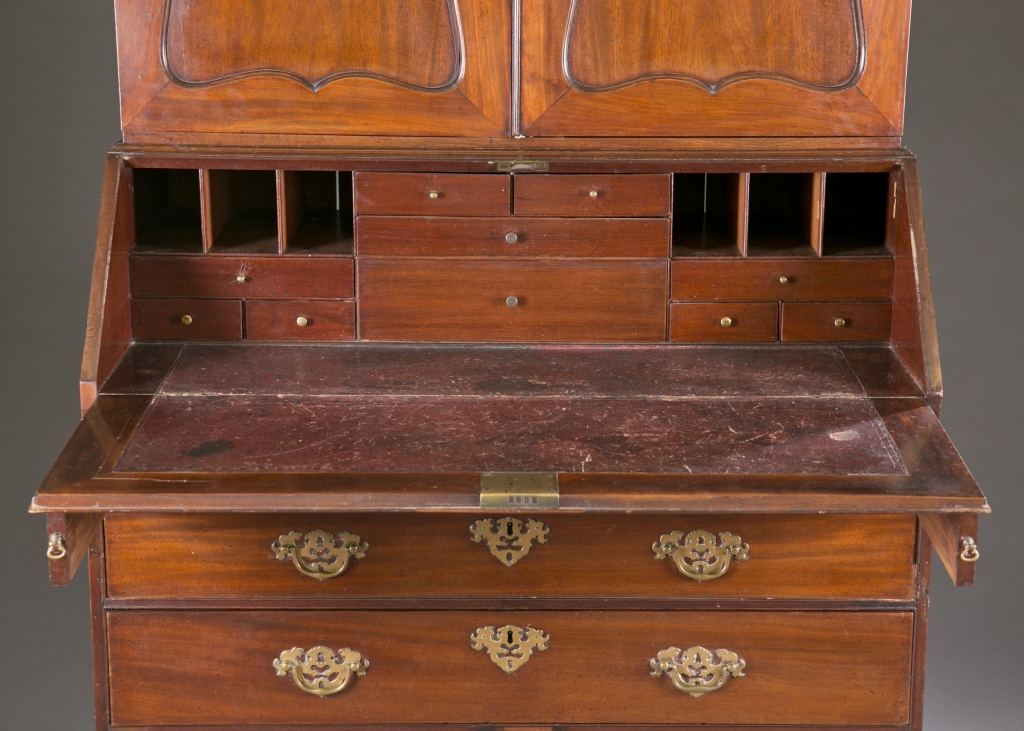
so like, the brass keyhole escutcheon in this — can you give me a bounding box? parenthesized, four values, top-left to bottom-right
(471, 624, 550, 673)
(470, 517, 550, 566)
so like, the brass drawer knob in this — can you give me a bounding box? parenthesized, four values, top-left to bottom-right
(650, 646, 746, 697)
(470, 517, 550, 566)
(296, 316, 309, 327)
(835, 317, 847, 328)
(653, 529, 749, 581)
(506, 295, 519, 307)
(274, 646, 368, 697)
(272, 529, 368, 580)
(236, 274, 247, 284)
(589, 189, 599, 198)
(428, 190, 440, 199)
(471, 625, 549, 673)
(505, 232, 519, 244)
(720, 316, 733, 327)
(180, 315, 193, 325)
(778, 275, 789, 284)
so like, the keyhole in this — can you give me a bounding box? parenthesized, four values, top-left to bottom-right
(506, 521, 514, 537)
(507, 630, 514, 644)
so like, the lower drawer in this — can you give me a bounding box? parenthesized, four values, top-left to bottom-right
(782, 301, 892, 342)
(246, 300, 355, 341)
(358, 260, 668, 342)
(108, 610, 913, 726)
(670, 302, 779, 342)
(131, 298, 242, 340)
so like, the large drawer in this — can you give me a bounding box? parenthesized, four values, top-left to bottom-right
(356, 216, 671, 257)
(130, 255, 355, 300)
(104, 514, 917, 601)
(357, 259, 668, 341)
(108, 609, 913, 726)
(671, 259, 894, 302)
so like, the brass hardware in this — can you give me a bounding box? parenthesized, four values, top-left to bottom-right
(506, 295, 519, 307)
(236, 274, 246, 284)
(779, 275, 789, 284)
(835, 317, 847, 328)
(480, 472, 559, 509)
(181, 315, 193, 325)
(272, 529, 368, 580)
(296, 316, 309, 327)
(505, 232, 519, 244)
(650, 646, 746, 698)
(46, 533, 67, 561)
(653, 529, 750, 581)
(720, 317, 733, 327)
(960, 537, 980, 563)
(429, 191, 440, 199)
(471, 625, 549, 673)
(496, 160, 550, 173)
(470, 517, 550, 567)
(274, 646, 368, 697)
(589, 190, 599, 198)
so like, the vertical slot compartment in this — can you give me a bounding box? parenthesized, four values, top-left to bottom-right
(822, 173, 892, 255)
(280, 171, 354, 255)
(747, 173, 824, 256)
(672, 173, 747, 257)
(202, 169, 280, 254)
(132, 168, 203, 253)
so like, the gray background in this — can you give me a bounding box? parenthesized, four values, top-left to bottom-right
(1, 1, 1020, 727)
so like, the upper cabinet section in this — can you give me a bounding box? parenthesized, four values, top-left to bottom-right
(115, 0, 912, 142)
(116, 0, 511, 140)
(522, 0, 911, 138)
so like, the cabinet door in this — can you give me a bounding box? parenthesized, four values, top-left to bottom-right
(117, 0, 511, 141)
(521, 0, 911, 137)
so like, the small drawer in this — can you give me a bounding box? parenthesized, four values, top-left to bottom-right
(354, 173, 510, 216)
(514, 174, 672, 217)
(356, 216, 671, 258)
(104, 514, 917, 601)
(671, 303, 778, 342)
(131, 299, 242, 340)
(782, 301, 892, 342)
(130, 255, 354, 300)
(358, 259, 668, 342)
(671, 259, 893, 302)
(108, 609, 912, 726)
(246, 301, 355, 341)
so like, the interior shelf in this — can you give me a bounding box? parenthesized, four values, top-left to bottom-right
(203, 169, 280, 255)
(747, 173, 822, 257)
(672, 173, 745, 257)
(281, 171, 354, 255)
(132, 168, 203, 253)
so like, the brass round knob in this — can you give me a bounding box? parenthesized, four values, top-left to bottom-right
(506, 296, 519, 307)
(779, 275, 789, 284)
(181, 315, 193, 325)
(720, 317, 733, 327)
(589, 190, 599, 198)
(428, 191, 440, 199)
(835, 317, 847, 328)
(296, 316, 309, 327)
(236, 274, 246, 284)
(505, 232, 519, 244)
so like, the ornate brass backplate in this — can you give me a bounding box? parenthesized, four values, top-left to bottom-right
(650, 646, 746, 698)
(652, 529, 750, 581)
(274, 646, 369, 697)
(470, 624, 550, 673)
(272, 529, 368, 580)
(470, 517, 550, 566)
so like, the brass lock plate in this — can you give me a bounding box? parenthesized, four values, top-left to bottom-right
(480, 472, 559, 509)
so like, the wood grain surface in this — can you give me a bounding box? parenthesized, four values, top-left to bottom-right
(245, 301, 355, 341)
(131, 299, 242, 340)
(782, 301, 892, 342)
(513, 174, 672, 217)
(355, 173, 511, 216)
(672, 259, 893, 301)
(670, 303, 779, 342)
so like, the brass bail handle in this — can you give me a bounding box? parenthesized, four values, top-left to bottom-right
(960, 537, 980, 563)
(46, 533, 67, 561)
(272, 529, 368, 580)
(274, 646, 369, 697)
(650, 646, 746, 697)
(653, 529, 750, 581)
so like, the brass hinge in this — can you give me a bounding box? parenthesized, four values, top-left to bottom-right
(480, 472, 559, 509)
(496, 160, 550, 173)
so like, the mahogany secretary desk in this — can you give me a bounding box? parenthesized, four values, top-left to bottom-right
(32, 2, 990, 730)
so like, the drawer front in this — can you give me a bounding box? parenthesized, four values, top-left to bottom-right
(104, 514, 917, 601)
(514, 174, 672, 217)
(108, 609, 913, 726)
(672, 259, 894, 302)
(246, 301, 355, 341)
(358, 260, 668, 342)
(356, 216, 671, 258)
(131, 256, 355, 300)
(131, 299, 242, 340)
(783, 302, 893, 342)
(671, 303, 779, 342)
(354, 173, 511, 216)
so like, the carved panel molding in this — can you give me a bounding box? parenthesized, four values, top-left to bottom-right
(160, 0, 467, 94)
(562, 0, 867, 95)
